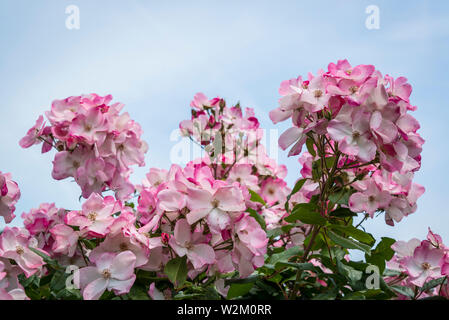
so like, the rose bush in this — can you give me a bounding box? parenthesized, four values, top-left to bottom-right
(0, 60, 446, 300)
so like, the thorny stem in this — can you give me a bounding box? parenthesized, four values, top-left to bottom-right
(355, 214, 369, 228)
(289, 135, 341, 299)
(37, 136, 59, 151)
(289, 226, 321, 299)
(78, 241, 89, 266)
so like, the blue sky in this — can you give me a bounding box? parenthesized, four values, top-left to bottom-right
(0, 0, 448, 249)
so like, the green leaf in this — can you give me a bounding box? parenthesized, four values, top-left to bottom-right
(164, 256, 188, 288)
(285, 203, 326, 226)
(225, 275, 259, 286)
(360, 289, 385, 299)
(329, 189, 354, 205)
(290, 179, 307, 196)
(98, 290, 118, 300)
(324, 156, 335, 169)
(328, 230, 372, 255)
(247, 208, 266, 231)
(227, 282, 254, 299)
(391, 285, 415, 298)
(54, 288, 82, 300)
(274, 262, 317, 272)
(173, 292, 204, 300)
(379, 276, 396, 298)
(254, 280, 278, 296)
(421, 277, 447, 292)
(50, 271, 68, 292)
(383, 269, 402, 277)
(267, 224, 300, 239)
(337, 260, 363, 284)
(365, 237, 395, 274)
(312, 157, 335, 171)
(284, 179, 307, 212)
(312, 291, 337, 300)
(342, 292, 366, 300)
(81, 239, 96, 250)
(266, 227, 283, 239)
(267, 247, 302, 265)
(128, 285, 151, 300)
(329, 225, 375, 246)
(329, 207, 357, 217)
(248, 189, 266, 206)
(306, 138, 316, 157)
(18, 274, 40, 288)
(372, 237, 396, 259)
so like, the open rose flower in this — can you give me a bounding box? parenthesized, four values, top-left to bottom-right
(75, 251, 137, 300)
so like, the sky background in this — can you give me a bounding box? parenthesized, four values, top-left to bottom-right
(0, 1, 448, 255)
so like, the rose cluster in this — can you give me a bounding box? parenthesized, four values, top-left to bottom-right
(0, 61, 436, 300)
(138, 162, 268, 282)
(179, 93, 293, 231)
(270, 60, 425, 225)
(0, 93, 292, 300)
(386, 229, 449, 299)
(181, 93, 272, 169)
(19, 94, 148, 200)
(0, 172, 20, 224)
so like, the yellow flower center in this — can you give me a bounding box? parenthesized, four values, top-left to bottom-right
(16, 246, 25, 255)
(102, 269, 112, 279)
(352, 131, 361, 140)
(87, 212, 97, 221)
(211, 199, 220, 208)
(421, 262, 431, 270)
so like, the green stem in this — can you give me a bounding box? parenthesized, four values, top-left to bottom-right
(288, 226, 321, 299)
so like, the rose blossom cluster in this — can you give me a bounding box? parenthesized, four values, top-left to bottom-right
(180, 93, 280, 171)
(386, 228, 449, 299)
(0, 172, 20, 224)
(0, 226, 46, 300)
(270, 60, 425, 225)
(19, 94, 148, 200)
(0, 63, 434, 301)
(0, 93, 289, 300)
(138, 162, 268, 281)
(136, 94, 298, 280)
(0, 175, 267, 300)
(179, 93, 294, 230)
(0, 195, 140, 300)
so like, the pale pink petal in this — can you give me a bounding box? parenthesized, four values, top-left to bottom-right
(83, 277, 108, 300)
(109, 251, 136, 280)
(278, 127, 302, 150)
(186, 188, 213, 211)
(186, 208, 211, 225)
(108, 275, 136, 295)
(187, 244, 215, 269)
(173, 219, 191, 246)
